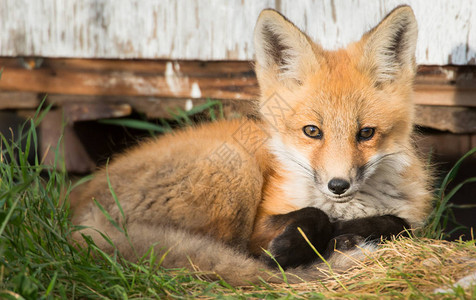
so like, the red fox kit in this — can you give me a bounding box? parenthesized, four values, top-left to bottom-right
(71, 6, 432, 285)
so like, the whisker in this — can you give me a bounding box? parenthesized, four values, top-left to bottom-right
(273, 148, 315, 177)
(360, 151, 405, 179)
(365, 151, 404, 170)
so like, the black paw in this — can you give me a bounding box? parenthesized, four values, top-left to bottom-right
(324, 234, 365, 258)
(332, 215, 409, 240)
(261, 207, 333, 269)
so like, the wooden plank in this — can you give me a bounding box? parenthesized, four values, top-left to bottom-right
(414, 132, 474, 161)
(416, 66, 476, 86)
(414, 65, 476, 107)
(0, 92, 39, 109)
(39, 109, 96, 173)
(63, 103, 132, 123)
(1, 0, 474, 65)
(1, 58, 475, 107)
(415, 106, 476, 133)
(414, 85, 476, 107)
(46, 95, 257, 119)
(0, 58, 258, 100)
(471, 135, 476, 150)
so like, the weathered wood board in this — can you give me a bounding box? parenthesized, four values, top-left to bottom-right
(1, 0, 475, 64)
(1, 57, 475, 133)
(1, 58, 475, 107)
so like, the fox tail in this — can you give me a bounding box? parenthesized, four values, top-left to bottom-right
(74, 222, 371, 286)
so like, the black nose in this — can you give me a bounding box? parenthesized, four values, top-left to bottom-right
(328, 178, 350, 195)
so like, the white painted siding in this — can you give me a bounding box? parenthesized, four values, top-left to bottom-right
(0, 0, 474, 64)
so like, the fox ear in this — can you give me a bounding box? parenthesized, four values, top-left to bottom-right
(359, 6, 418, 86)
(254, 9, 318, 87)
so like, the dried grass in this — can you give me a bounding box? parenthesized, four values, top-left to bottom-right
(245, 237, 476, 298)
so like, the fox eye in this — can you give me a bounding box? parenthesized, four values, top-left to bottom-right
(357, 127, 375, 141)
(303, 125, 323, 139)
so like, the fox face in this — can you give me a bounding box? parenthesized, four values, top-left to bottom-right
(254, 7, 420, 219)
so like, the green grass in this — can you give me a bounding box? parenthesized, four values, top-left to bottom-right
(0, 103, 224, 299)
(98, 98, 225, 135)
(420, 146, 476, 239)
(1, 101, 475, 299)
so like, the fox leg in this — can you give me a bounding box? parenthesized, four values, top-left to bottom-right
(249, 207, 333, 269)
(332, 215, 410, 240)
(325, 215, 410, 256)
(251, 209, 408, 269)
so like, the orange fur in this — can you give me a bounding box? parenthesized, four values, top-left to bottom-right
(71, 6, 432, 285)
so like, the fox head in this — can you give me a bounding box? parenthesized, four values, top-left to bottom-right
(254, 6, 418, 205)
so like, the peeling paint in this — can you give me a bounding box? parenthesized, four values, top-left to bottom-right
(440, 67, 456, 81)
(165, 61, 189, 95)
(83, 72, 160, 94)
(112, 104, 132, 117)
(0, 0, 474, 65)
(185, 99, 193, 111)
(83, 75, 117, 88)
(129, 76, 160, 95)
(190, 82, 201, 98)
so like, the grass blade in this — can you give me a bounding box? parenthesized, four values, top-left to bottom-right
(425, 146, 476, 237)
(297, 227, 348, 292)
(105, 161, 126, 228)
(99, 119, 168, 133)
(44, 271, 58, 297)
(437, 147, 476, 200)
(261, 248, 288, 284)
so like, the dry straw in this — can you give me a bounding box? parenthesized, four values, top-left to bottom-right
(252, 237, 476, 298)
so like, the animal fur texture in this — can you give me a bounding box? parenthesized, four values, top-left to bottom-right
(71, 6, 433, 286)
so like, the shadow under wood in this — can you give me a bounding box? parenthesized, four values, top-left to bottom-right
(415, 128, 476, 240)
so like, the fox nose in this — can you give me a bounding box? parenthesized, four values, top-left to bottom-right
(328, 178, 350, 195)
